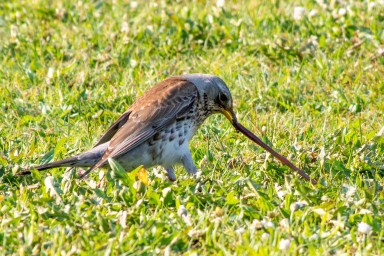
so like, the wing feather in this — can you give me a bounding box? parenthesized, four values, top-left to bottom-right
(80, 77, 197, 177)
(93, 110, 131, 147)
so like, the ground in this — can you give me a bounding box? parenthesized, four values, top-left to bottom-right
(0, 0, 383, 255)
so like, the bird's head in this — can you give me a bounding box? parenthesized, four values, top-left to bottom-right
(181, 74, 237, 124)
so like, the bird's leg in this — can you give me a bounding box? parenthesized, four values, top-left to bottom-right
(165, 167, 177, 182)
(181, 152, 198, 175)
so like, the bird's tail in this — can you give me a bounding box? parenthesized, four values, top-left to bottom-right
(16, 156, 82, 176)
(17, 142, 109, 176)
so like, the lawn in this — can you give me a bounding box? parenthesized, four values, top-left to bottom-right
(1, 0, 383, 254)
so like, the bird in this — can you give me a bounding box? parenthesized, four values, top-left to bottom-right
(18, 74, 317, 185)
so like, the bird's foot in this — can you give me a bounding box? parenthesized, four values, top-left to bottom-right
(166, 167, 177, 182)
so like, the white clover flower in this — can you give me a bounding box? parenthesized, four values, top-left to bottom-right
(309, 9, 318, 17)
(130, 1, 138, 9)
(261, 219, 274, 229)
(293, 7, 306, 20)
(309, 234, 319, 240)
(177, 205, 188, 217)
(121, 21, 129, 33)
(358, 222, 372, 234)
(136, 199, 143, 207)
(216, 0, 225, 8)
(88, 180, 97, 189)
(162, 187, 172, 197)
(261, 126, 267, 133)
(320, 231, 330, 238)
(279, 239, 291, 250)
(46, 67, 55, 84)
(44, 176, 56, 196)
(47, 67, 54, 79)
(261, 233, 270, 241)
(321, 195, 329, 201)
(338, 8, 347, 16)
(250, 219, 263, 230)
(99, 170, 105, 180)
(359, 209, 372, 215)
(178, 205, 192, 226)
(274, 183, 286, 199)
(277, 190, 286, 199)
(279, 218, 289, 229)
(313, 208, 326, 216)
(290, 202, 300, 212)
(130, 59, 138, 67)
(119, 211, 128, 228)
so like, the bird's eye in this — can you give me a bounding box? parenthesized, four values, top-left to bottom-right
(219, 93, 228, 103)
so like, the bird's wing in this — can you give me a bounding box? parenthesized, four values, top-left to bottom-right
(93, 110, 131, 147)
(80, 77, 197, 178)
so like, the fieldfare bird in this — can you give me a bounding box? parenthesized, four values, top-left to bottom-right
(19, 74, 316, 185)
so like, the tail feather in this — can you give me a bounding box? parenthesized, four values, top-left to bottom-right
(17, 156, 81, 176)
(17, 142, 109, 177)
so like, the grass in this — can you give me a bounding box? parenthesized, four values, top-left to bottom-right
(1, 0, 384, 254)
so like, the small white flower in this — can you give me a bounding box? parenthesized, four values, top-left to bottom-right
(320, 231, 330, 238)
(359, 209, 372, 215)
(290, 202, 300, 212)
(261, 126, 267, 133)
(313, 208, 326, 216)
(279, 239, 291, 250)
(44, 176, 56, 196)
(250, 219, 263, 230)
(338, 8, 347, 16)
(207, 15, 213, 24)
(47, 67, 54, 79)
(93, 11, 100, 18)
(178, 205, 192, 226)
(358, 222, 372, 234)
(146, 25, 153, 32)
(308, 9, 318, 17)
(345, 185, 357, 199)
(290, 201, 307, 212)
(46, 67, 55, 83)
(11, 25, 18, 38)
(130, 1, 138, 9)
(99, 170, 105, 180)
(177, 205, 188, 217)
(309, 234, 319, 240)
(121, 21, 129, 33)
(261, 233, 270, 241)
(279, 218, 289, 229)
(274, 183, 286, 199)
(293, 7, 306, 20)
(216, 0, 225, 8)
(136, 199, 143, 207)
(88, 180, 97, 189)
(130, 59, 137, 67)
(368, 2, 376, 12)
(132, 180, 140, 190)
(119, 211, 128, 228)
(321, 195, 329, 201)
(261, 219, 274, 229)
(277, 190, 286, 199)
(162, 187, 172, 197)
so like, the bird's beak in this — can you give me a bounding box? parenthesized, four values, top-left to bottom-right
(221, 108, 237, 124)
(221, 107, 317, 185)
